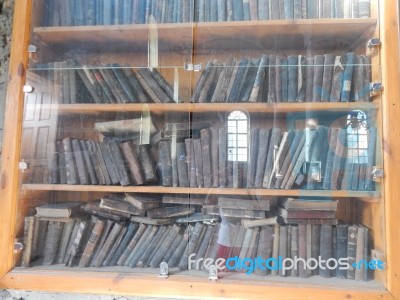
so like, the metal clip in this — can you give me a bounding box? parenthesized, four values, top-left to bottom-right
(18, 161, 29, 171)
(23, 85, 34, 93)
(370, 82, 383, 92)
(28, 45, 39, 53)
(372, 167, 384, 182)
(367, 38, 381, 49)
(159, 262, 169, 278)
(14, 239, 24, 253)
(193, 64, 202, 72)
(208, 265, 218, 281)
(184, 63, 202, 72)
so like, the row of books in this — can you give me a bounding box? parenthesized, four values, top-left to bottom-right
(49, 138, 158, 186)
(43, 0, 371, 27)
(22, 199, 369, 281)
(158, 125, 376, 191)
(193, 53, 371, 103)
(45, 60, 176, 104)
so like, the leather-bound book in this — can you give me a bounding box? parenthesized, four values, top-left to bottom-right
(319, 225, 333, 278)
(312, 55, 325, 102)
(255, 129, 271, 188)
(57, 141, 67, 184)
(158, 140, 173, 187)
(108, 140, 131, 186)
(287, 55, 299, 102)
(121, 68, 149, 103)
(322, 128, 339, 190)
(247, 128, 259, 188)
(255, 226, 274, 275)
(201, 129, 212, 188)
(79, 140, 98, 185)
(57, 219, 76, 264)
(147, 206, 195, 219)
(263, 128, 282, 188)
(99, 142, 120, 185)
(290, 225, 299, 277)
(138, 144, 158, 184)
(62, 137, 79, 185)
(311, 224, 321, 275)
(91, 223, 123, 267)
(79, 219, 106, 267)
(249, 55, 269, 102)
(298, 224, 308, 278)
(218, 127, 228, 187)
(321, 54, 336, 102)
(120, 142, 144, 186)
(330, 54, 346, 102)
(278, 226, 288, 277)
(109, 223, 138, 266)
(340, 52, 356, 102)
(117, 223, 147, 266)
(210, 127, 219, 187)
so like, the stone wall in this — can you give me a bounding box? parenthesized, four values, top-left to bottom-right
(0, 0, 14, 165)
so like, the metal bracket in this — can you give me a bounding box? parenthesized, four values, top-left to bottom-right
(159, 262, 169, 278)
(19, 161, 29, 171)
(370, 82, 383, 92)
(28, 44, 39, 53)
(372, 167, 384, 182)
(23, 85, 34, 93)
(14, 239, 24, 254)
(367, 38, 381, 49)
(184, 63, 202, 72)
(208, 265, 218, 281)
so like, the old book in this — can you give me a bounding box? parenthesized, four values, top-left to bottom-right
(249, 55, 268, 102)
(158, 140, 173, 187)
(353, 55, 364, 102)
(274, 131, 303, 188)
(304, 57, 314, 101)
(200, 129, 213, 188)
(277, 208, 336, 219)
(88, 219, 113, 266)
(312, 55, 325, 102)
(321, 0, 333, 18)
(125, 194, 161, 210)
(280, 217, 338, 225)
(125, 225, 157, 267)
(241, 217, 277, 228)
(94, 118, 157, 136)
(365, 127, 377, 191)
(322, 128, 339, 189)
(42, 221, 64, 265)
(192, 61, 213, 102)
(275, 56, 283, 102)
(246, 226, 260, 261)
(90, 68, 116, 103)
(255, 129, 270, 188)
(232, 0, 244, 20)
(107, 141, 131, 186)
(109, 223, 138, 266)
(178, 223, 205, 270)
(137, 144, 158, 184)
(218, 127, 228, 187)
(355, 226, 366, 281)
(175, 142, 189, 187)
(297, 56, 307, 102)
(228, 58, 249, 102)
(103, 224, 127, 266)
(335, 0, 345, 18)
(335, 224, 349, 278)
(193, 139, 204, 187)
(134, 70, 163, 103)
(284, 0, 294, 19)
(79, 140, 98, 185)
(78, 219, 106, 267)
(278, 226, 288, 277)
(56, 141, 67, 184)
(254, 225, 274, 275)
(117, 223, 147, 266)
(65, 220, 90, 267)
(263, 128, 282, 188)
(289, 225, 299, 277)
(149, 225, 181, 268)
(86, 141, 108, 185)
(119, 142, 144, 186)
(98, 67, 127, 103)
(185, 139, 197, 188)
(287, 55, 298, 102)
(220, 208, 266, 219)
(168, 228, 190, 268)
(240, 58, 259, 101)
(320, 54, 335, 101)
(111, 64, 137, 103)
(340, 52, 356, 102)
(91, 223, 122, 267)
(269, 131, 292, 188)
(318, 225, 332, 277)
(56, 219, 76, 264)
(359, 0, 370, 18)
(297, 224, 307, 278)
(100, 197, 145, 216)
(130, 215, 172, 225)
(209, 127, 219, 187)
(136, 226, 167, 267)
(330, 54, 346, 102)
(363, 226, 370, 281)
(351, 163, 360, 190)
(233, 227, 252, 271)
(62, 137, 79, 185)
(310, 224, 321, 276)
(147, 206, 195, 219)
(98, 142, 120, 185)
(36, 202, 82, 219)
(21, 216, 38, 267)
(84, 200, 130, 219)
(121, 68, 150, 103)
(246, 128, 259, 188)
(198, 61, 218, 103)
(331, 128, 347, 189)
(248, 0, 259, 20)
(218, 197, 270, 210)
(306, 126, 329, 190)
(281, 198, 338, 210)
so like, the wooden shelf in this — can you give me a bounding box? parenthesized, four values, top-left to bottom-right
(36, 102, 380, 115)
(33, 19, 377, 54)
(22, 184, 381, 198)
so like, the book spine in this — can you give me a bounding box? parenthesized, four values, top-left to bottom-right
(271, 224, 280, 276)
(365, 127, 377, 191)
(79, 219, 105, 267)
(278, 226, 288, 277)
(217, 0, 226, 21)
(79, 140, 98, 185)
(99, 142, 120, 185)
(305, 57, 314, 101)
(263, 128, 282, 188)
(321, 54, 335, 101)
(290, 226, 299, 277)
(249, 55, 269, 102)
(185, 139, 197, 188)
(233, 0, 244, 21)
(287, 55, 298, 102)
(258, 0, 269, 20)
(341, 52, 356, 102)
(294, 0, 302, 19)
(193, 139, 204, 187)
(138, 144, 158, 184)
(255, 129, 270, 188)
(176, 142, 189, 187)
(117, 224, 147, 266)
(330, 54, 346, 102)
(270, 0, 280, 19)
(71, 139, 89, 185)
(247, 128, 259, 188)
(108, 140, 132, 186)
(322, 128, 339, 190)
(355, 226, 365, 280)
(331, 128, 347, 189)
(120, 142, 145, 186)
(284, 0, 294, 19)
(201, 129, 213, 188)
(218, 127, 227, 187)
(62, 137, 79, 185)
(267, 56, 277, 103)
(312, 55, 325, 102)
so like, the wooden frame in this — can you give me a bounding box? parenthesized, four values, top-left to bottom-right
(0, 0, 399, 299)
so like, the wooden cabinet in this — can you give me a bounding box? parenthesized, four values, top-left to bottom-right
(0, 0, 399, 299)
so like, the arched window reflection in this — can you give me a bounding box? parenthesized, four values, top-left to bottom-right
(227, 111, 248, 162)
(347, 110, 368, 163)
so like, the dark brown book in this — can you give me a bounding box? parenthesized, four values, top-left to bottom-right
(100, 197, 145, 216)
(220, 208, 265, 219)
(147, 206, 195, 219)
(225, 60, 241, 102)
(255, 129, 270, 188)
(158, 140, 173, 187)
(277, 208, 336, 219)
(218, 197, 270, 210)
(255, 225, 274, 275)
(98, 67, 127, 103)
(176, 142, 189, 187)
(84, 200, 131, 219)
(185, 139, 197, 188)
(111, 63, 137, 103)
(138, 69, 172, 103)
(62, 137, 79, 185)
(90, 68, 115, 103)
(119, 142, 145, 185)
(193, 61, 213, 102)
(85, 141, 106, 185)
(99, 142, 120, 185)
(78, 219, 106, 267)
(134, 70, 162, 103)
(151, 69, 177, 102)
(76, 68, 102, 104)
(125, 194, 161, 210)
(193, 139, 204, 187)
(90, 141, 112, 185)
(330, 54, 346, 102)
(109, 223, 138, 266)
(311, 224, 321, 276)
(42, 221, 64, 265)
(198, 60, 220, 103)
(65, 220, 89, 267)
